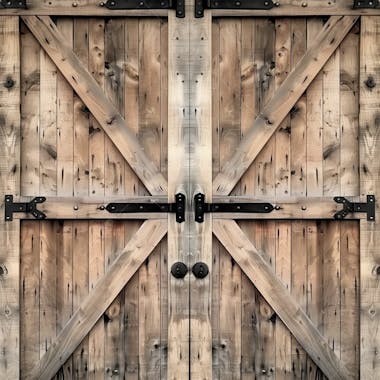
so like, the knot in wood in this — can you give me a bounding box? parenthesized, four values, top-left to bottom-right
(4, 77, 15, 89)
(365, 76, 376, 89)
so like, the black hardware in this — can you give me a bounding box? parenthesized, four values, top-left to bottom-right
(192, 262, 209, 279)
(334, 195, 375, 221)
(4, 195, 46, 221)
(353, 0, 379, 9)
(195, 0, 274, 18)
(194, 193, 274, 223)
(171, 262, 188, 278)
(106, 193, 186, 223)
(105, 0, 185, 17)
(0, 0, 26, 8)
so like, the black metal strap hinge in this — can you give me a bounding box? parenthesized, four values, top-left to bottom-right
(353, 0, 379, 9)
(105, 0, 185, 17)
(334, 195, 375, 221)
(4, 195, 46, 221)
(106, 193, 186, 223)
(195, 0, 275, 18)
(194, 193, 274, 223)
(0, 0, 26, 8)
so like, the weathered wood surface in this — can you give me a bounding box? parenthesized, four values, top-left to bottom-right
(359, 16, 380, 380)
(22, 15, 167, 195)
(0, 0, 380, 16)
(24, 219, 167, 380)
(213, 219, 353, 380)
(213, 15, 358, 196)
(0, 15, 20, 379)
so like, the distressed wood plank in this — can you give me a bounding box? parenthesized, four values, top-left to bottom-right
(359, 16, 380, 380)
(0, 16, 21, 378)
(213, 220, 353, 380)
(24, 219, 167, 380)
(22, 15, 167, 195)
(213, 15, 358, 196)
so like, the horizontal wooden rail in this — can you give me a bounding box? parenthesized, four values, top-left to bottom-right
(212, 196, 368, 220)
(0, 1, 380, 16)
(7, 196, 168, 220)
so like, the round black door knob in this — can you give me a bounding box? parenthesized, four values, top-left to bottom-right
(171, 262, 188, 279)
(192, 262, 209, 279)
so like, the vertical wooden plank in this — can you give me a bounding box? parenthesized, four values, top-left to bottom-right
(88, 19, 105, 197)
(322, 221, 341, 355)
(39, 222, 57, 357)
(73, 19, 89, 197)
(340, 221, 359, 377)
(290, 19, 307, 197)
(340, 22, 359, 197)
(274, 18, 291, 198)
(323, 30, 340, 196)
(275, 221, 292, 380)
(88, 221, 105, 380)
(124, 17, 140, 380)
(253, 19, 275, 197)
(104, 221, 125, 379)
(56, 19, 74, 197)
(21, 21, 40, 196)
(291, 221, 307, 378)
(306, 221, 323, 380)
(218, 18, 242, 380)
(104, 18, 126, 380)
(138, 19, 162, 379)
(359, 16, 380, 380)
(104, 18, 125, 196)
(20, 222, 40, 378)
(40, 35, 57, 196)
(189, 5, 213, 379)
(56, 221, 73, 379)
(253, 222, 276, 379)
(306, 19, 323, 197)
(72, 221, 89, 379)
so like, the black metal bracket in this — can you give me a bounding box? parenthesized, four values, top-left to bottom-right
(194, 193, 274, 223)
(353, 0, 379, 9)
(104, 0, 185, 17)
(4, 195, 46, 221)
(334, 195, 375, 221)
(0, 0, 26, 8)
(106, 193, 186, 223)
(195, 0, 274, 18)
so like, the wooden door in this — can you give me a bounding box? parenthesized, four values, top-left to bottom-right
(0, 2, 379, 380)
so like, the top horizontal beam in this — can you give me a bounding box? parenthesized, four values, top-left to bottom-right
(1, 0, 380, 15)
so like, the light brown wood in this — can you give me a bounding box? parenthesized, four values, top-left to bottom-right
(359, 16, 380, 380)
(0, 16, 20, 379)
(22, 15, 168, 196)
(213, 15, 358, 196)
(24, 219, 167, 380)
(213, 219, 354, 380)
(0, 0, 380, 16)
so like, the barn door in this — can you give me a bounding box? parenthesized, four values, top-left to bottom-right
(0, 2, 380, 380)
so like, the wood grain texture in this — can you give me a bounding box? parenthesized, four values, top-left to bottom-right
(0, 16, 20, 379)
(24, 219, 167, 380)
(213, 15, 358, 196)
(22, 15, 167, 195)
(213, 219, 353, 380)
(359, 16, 380, 380)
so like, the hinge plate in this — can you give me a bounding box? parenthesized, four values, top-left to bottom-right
(195, 0, 274, 18)
(353, 0, 379, 9)
(105, 0, 185, 17)
(0, 0, 26, 8)
(194, 193, 274, 223)
(4, 195, 46, 221)
(334, 195, 375, 221)
(106, 193, 186, 223)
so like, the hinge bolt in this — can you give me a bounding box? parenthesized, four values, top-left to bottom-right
(301, 1, 307, 6)
(72, 2, 78, 6)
